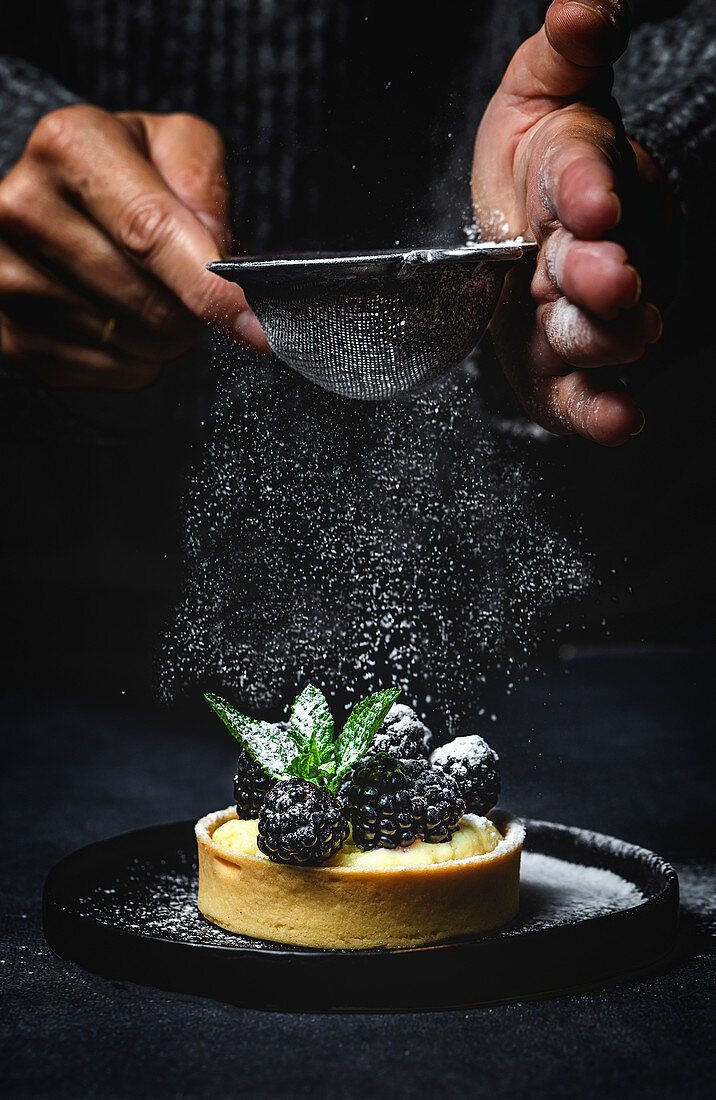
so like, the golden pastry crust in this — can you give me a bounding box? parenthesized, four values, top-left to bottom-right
(196, 806, 524, 949)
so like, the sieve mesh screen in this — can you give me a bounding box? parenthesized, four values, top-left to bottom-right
(209, 245, 535, 400)
(248, 267, 503, 400)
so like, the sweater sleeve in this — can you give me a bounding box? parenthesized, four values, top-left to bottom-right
(614, 0, 716, 357)
(0, 56, 83, 428)
(616, 0, 716, 212)
(0, 55, 81, 179)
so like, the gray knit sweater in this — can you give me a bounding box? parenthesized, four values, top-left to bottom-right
(1, 0, 714, 252)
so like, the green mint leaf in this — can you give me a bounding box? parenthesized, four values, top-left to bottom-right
(289, 685, 335, 765)
(286, 750, 334, 785)
(204, 692, 295, 780)
(331, 687, 401, 788)
(286, 754, 309, 780)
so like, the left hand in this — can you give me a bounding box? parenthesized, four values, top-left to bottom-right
(473, 0, 667, 445)
(0, 107, 268, 389)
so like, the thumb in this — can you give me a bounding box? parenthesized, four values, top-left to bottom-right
(136, 111, 234, 254)
(502, 1, 630, 101)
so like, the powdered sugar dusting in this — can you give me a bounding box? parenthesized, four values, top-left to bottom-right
(158, 362, 592, 735)
(431, 733, 495, 770)
(464, 220, 526, 247)
(73, 851, 644, 946)
(78, 855, 249, 948)
(378, 703, 434, 755)
(72, 819, 657, 951)
(518, 851, 644, 929)
(544, 297, 592, 360)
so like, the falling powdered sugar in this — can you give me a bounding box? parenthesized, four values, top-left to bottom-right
(158, 346, 592, 733)
(464, 220, 526, 247)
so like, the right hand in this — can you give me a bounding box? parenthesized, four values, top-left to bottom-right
(0, 106, 269, 387)
(472, 0, 664, 445)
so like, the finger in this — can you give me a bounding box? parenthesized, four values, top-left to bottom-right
(525, 318, 647, 444)
(526, 123, 622, 241)
(123, 112, 233, 254)
(501, 1, 630, 101)
(26, 107, 268, 349)
(0, 238, 191, 360)
(536, 230, 641, 318)
(550, 146, 621, 239)
(540, 296, 662, 366)
(4, 295, 192, 362)
(491, 262, 646, 446)
(0, 174, 198, 340)
(545, 370, 645, 445)
(545, 1, 630, 69)
(1, 315, 161, 389)
(0, 236, 84, 308)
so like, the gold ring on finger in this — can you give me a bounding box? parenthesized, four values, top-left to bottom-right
(101, 315, 117, 345)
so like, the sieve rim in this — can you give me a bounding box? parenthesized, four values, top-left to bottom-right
(208, 242, 537, 286)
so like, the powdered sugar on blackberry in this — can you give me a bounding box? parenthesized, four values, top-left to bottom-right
(431, 734, 495, 770)
(374, 703, 433, 756)
(158, 346, 591, 733)
(430, 734, 500, 815)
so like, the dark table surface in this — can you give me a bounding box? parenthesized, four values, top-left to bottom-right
(2, 646, 714, 1100)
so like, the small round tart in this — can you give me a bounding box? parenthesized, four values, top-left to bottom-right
(196, 806, 524, 949)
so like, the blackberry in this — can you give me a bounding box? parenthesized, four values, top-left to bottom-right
(345, 755, 465, 850)
(233, 720, 289, 818)
(233, 748, 275, 819)
(257, 778, 349, 865)
(430, 735, 501, 815)
(336, 705, 432, 798)
(367, 703, 434, 760)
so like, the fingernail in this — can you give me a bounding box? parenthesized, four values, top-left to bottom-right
(235, 308, 270, 351)
(568, 2, 610, 26)
(630, 409, 646, 436)
(610, 191, 622, 228)
(646, 303, 663, 344)
(625, 264, 642, 307)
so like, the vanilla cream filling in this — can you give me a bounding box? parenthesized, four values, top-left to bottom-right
(211, 813, 501, 868)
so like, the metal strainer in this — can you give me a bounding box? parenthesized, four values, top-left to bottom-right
(209, 242, 536, 400)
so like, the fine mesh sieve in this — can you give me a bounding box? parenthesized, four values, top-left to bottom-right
(209, 242, 537, 400)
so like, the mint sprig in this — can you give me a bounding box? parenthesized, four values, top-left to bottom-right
(286, 685, 336, 785)
(204, 683, 401, 793)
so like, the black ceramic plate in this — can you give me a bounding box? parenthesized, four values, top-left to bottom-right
(43, 818, 679, 1011)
